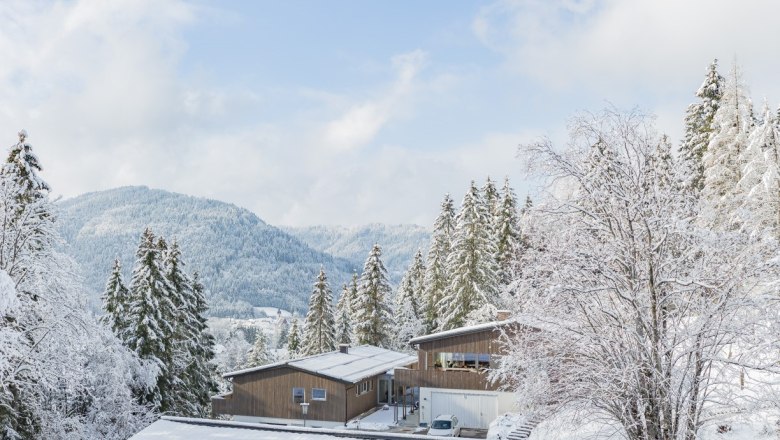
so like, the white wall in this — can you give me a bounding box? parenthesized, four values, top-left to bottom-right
(418, 387, 515, 429)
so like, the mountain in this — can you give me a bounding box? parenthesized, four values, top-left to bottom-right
(57, 186, 359, 316)
(282, 224, 430, 283)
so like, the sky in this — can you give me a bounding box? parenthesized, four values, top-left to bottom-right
(2, 0, 780, 227)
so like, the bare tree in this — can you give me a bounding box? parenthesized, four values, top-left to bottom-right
(493, 108, 779, 440)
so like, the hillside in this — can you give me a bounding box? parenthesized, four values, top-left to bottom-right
(57, 186, 359, 315)
(282, 224, 430, 283)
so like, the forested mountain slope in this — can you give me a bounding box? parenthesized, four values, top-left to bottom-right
(57, 186, 359, 315)
(282, 224, 430, 283)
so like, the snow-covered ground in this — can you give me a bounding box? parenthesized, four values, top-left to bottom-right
(132, 419, 352, 439)
(346, 404, 396, 431)
(487, 408, 780, 440)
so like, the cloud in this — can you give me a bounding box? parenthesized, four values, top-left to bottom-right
(322, 49, 427, 151)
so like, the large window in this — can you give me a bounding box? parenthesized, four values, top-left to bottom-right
(312, 388, 327, 401)
(292, 387, 305, 403)
(355, 380, 373, 396)
(434, 352, 491, 370)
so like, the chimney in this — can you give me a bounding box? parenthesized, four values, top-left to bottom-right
(339, 344, 349, 354)
(496, 310, 511, 321)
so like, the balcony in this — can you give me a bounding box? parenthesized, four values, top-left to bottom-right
(394, 368, 501, 391)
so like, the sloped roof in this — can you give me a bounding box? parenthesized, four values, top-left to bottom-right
(223, 345, 416, 384)
(408, 319, 515, 345)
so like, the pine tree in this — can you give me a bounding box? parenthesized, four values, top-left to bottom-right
(353, 244, 394, 347)
(495, 177, 521, 287)
(301, 268, 337, 356)
(680, 59, 725, 193)
(334, 284, 353, 345)
(186, 272, 218, 416)
(438, 181, 500, 330)
(126, 228, 178, 413)
(737, 103, 780, 238)
(246, 331, 273, 367)
(287, 319, 302, 359)
(3, 130, 50, 205)
(701, 63, 752, 229)
(422, 194, 456, 333)
(481, 176, 501, 236)
(102, 258, 131, 341)
(393, 249, 426, 349)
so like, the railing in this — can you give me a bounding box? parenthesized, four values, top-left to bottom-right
(394, 368, 501, 391)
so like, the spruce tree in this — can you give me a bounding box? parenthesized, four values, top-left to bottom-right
(438, 181, 500, 330)
(3, 130, 50, 205)
(737, 104, 780, 238)
(701, 63, 752, 229)
(680, 59, 725, 193)
(347, 273, 360, 334)
(186, 272, 218, 416)
(126, 228, 177, 413)
(422, 194, 456, 333)
(276, 318, 290, 349)
(334, 284, 353, 345)
(287, 319, 302, 358)
(495, 177, 521, 287)
(246, 331, 273, 367)
(393, 249, 426, 349)
(102, 258, 131, 341)
(481, 176, 501, 236)
(353, 244, 394, 347)
(301, 268, 337, 356)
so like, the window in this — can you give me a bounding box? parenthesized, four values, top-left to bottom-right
(292, 387, 305, 403)
(312, 388, 327, 401)
(355, 380, 372, 396)
(435, 352, 491, 370)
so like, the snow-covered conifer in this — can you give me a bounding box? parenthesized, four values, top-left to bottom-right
(700, 63, 752, 229)
(334, 284, 353, 345)
(102, 258, 131, 341)
(680, 59, 724, 192)
(287, 319, 302, 359)
(126, 228, 178, 413)
(438, 181, 500, 329)
(301, 268, 336, 356)
(422, 194, 455, 332)
(392, 249, 426, 349)
(246, 331, 273, 367)
(353, 244, 394, 347)
(495, 177, 521, 287)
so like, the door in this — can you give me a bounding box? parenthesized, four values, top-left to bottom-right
(430, 391, 497, 429)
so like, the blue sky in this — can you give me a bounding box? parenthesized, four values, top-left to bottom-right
(1, 0, 779, 226)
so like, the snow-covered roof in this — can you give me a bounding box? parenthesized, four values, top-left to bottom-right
(408, 319, 516, 345)
(131, 416, 432, 439)
(223, 345, 416, 383)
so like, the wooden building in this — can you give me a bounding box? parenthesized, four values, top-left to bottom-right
(395, 315, 528, 429)
(212, 345, 417, 428)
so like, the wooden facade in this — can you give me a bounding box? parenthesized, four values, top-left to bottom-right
(396, 321, 521, 391)
(212, 365, 382, 424)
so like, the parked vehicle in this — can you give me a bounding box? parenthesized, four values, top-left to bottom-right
(428, 414, 461, 437)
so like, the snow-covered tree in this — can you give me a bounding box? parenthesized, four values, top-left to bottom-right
(101, 258, 131, 341)
(276, 317, 290, 349)
(481, 176, 501, 234)
(287, 319, 302, 359)
(393, 249, 426, 349)
(734, 103, 780, 238)
(4, 129, 50, 206)
(183, 272, 217, 417)
(438, 182, 500, 329)
(126, 228, 178, 413)
(246, 331, 273, 367)
(700, 63, 751, 229)
(301, 268, 336, 356)
(494, 177, 521, 287)
(680, 59, 725, 193)
(495, 108, 778, 440)
(334, 284, 353, 345)
(353, 244, 394, 347)
(422, 194, 455, 332)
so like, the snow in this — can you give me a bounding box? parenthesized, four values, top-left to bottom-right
(0, 269, 18, 315)
(408, 318, 511, 345)
(254, 307, 291, 318)
(224, 345, 416, 383)
(345, 405, 396, 431)
(131, 417, 434, 439)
